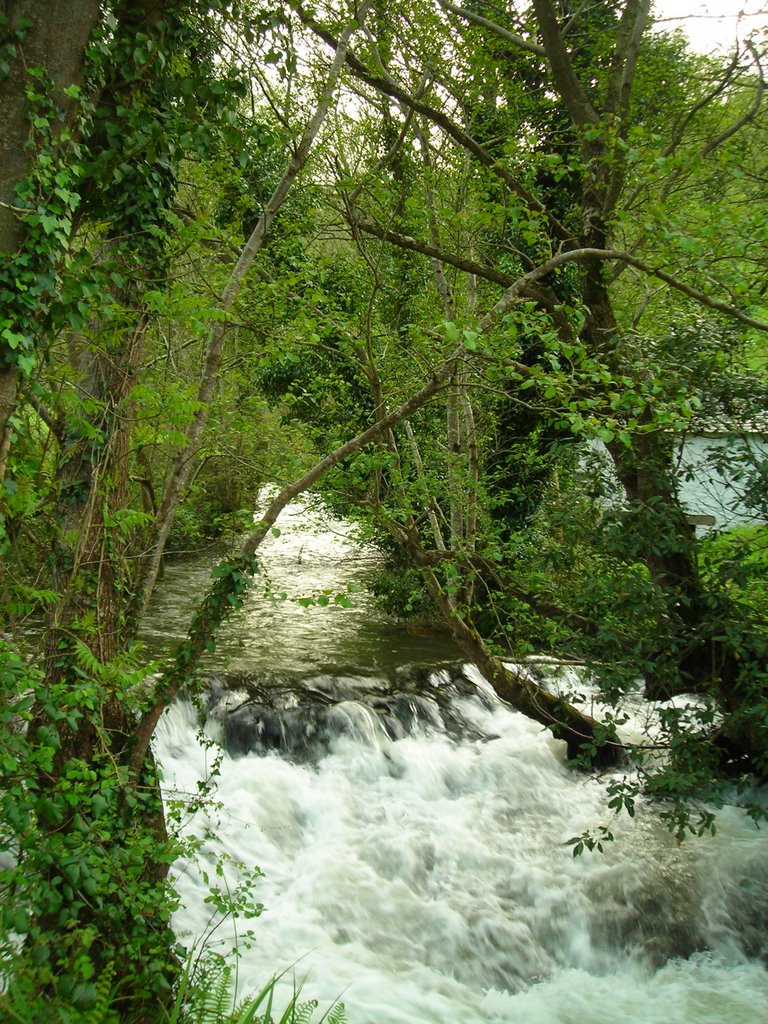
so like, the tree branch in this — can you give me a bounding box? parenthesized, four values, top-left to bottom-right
(23, 392, 64, 442)
(622, 52, 741, 214)
(129, 359, 457, 772)
(602, 0, 652, 216)
(347, 210, 577, 344)
(348, 210, 515, 286)
(293, 1, 575, 244)
(437, 0, 546, 57)
(393, 520, 622, 764)
(699, 43, 765, 160)
(126, 231, 768, 765)
(605, 0, 651, 123)
(531, 0, 599, 127)
(478, 246, 768, 334)
(135, 0, 373, 618)
(343, 83, 424, 205)
(351, 217, 766, 337)
(412, 547, 601, 636)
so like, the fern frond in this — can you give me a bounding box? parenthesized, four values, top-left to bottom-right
(71, 637, 107, 680)
(321, 1003, 347, 1024)
(199, 960, 234, 1023)
(83, 963, 118, 1024)
(286, 999, 318, 1024)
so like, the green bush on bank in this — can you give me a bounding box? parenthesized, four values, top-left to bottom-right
(699, 523, 768, 614)
(0, 956, 348, 1024)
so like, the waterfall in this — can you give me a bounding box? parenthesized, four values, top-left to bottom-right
(148, 497, 768, 1023)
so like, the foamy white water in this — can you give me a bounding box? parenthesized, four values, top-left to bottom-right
(156, 678, 768, 1024)
(150, 494, 768, 1023)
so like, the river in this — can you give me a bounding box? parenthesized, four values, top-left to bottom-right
(146, 496, 768, 1024)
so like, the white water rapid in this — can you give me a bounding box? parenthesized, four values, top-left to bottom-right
(150, 499, 768, 1024)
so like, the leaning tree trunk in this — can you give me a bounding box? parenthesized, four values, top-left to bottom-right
(378, 505, 623, 766)
(419, 552, 622, 765)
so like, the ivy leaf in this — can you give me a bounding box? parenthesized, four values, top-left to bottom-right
(38, 215, 61, 235)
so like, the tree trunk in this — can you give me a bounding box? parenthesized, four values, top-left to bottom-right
(136, 1, 372, 615)
(604, 421, 739, 700)
(26, 283, 179, 1012)
(0, 0, 102, 480)
(0, 0, 100, 252)
(422, 557, 622, 765)
(382, 516, 623, 765)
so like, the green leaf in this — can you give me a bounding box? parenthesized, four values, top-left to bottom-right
(92, 793, 109, 817)
(38, 214, 60, 235)
(463, 329, 480, 351)
(442, 321, 461, 343)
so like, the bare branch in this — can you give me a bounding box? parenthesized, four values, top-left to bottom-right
(664, 53, 740, 160)
(350, 217, 764, 339)
(622, 53, 741, 214)
(602, 0, 652, 216)
(417, 121, 456, 319)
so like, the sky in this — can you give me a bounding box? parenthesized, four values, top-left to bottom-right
(651, 0, 768, 53)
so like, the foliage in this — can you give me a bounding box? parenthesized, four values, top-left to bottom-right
(0, 949, 348, 1024)
(2, 0, 768, 1013)
(0, 634, 266, 1023)
(699, 524, 768, 613)
(368, 554, 437, 621)
(167, 955, 348, 1024)
(0, 3, 276, 1012)
(0, 640, 180, 1019)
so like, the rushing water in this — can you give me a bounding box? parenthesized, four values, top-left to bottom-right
(142, 494, 459, 674)
(149, 498, 768, 1023)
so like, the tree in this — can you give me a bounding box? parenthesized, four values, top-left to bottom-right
(1, 0, 373, 1014)
(0, 0, 102, 480)
(288, 0, 768, 781)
